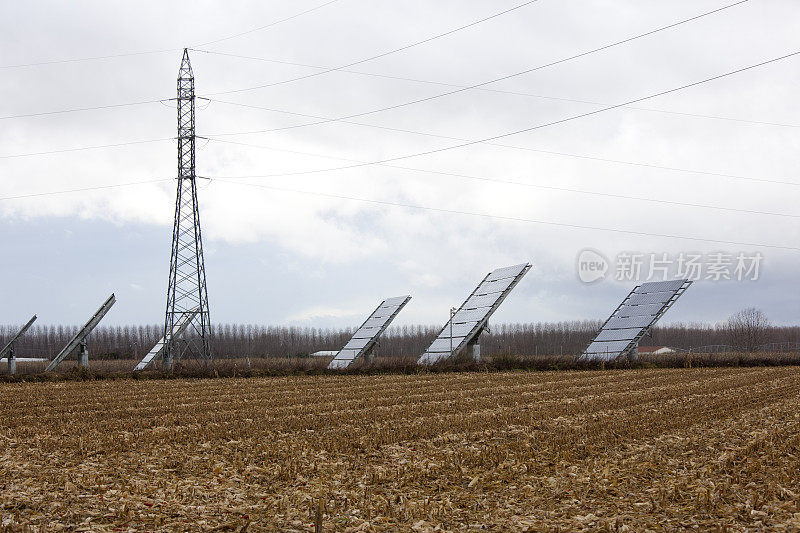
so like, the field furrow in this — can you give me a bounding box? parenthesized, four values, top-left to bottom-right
(1, 367, 799, 531)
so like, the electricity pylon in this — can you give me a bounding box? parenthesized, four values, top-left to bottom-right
(163, 48, 212, 369)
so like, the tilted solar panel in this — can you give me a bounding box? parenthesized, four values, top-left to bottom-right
(594, 327, 645, 342)
(615, 303, 663, 317)
(579, 279, 692, 361)
(328, 296, 411, 369)
(0, 315, 37, 360)
(418, 263, 531, 365)
(603, 315, 655, 329)
(635, 279, 686, 292)
(583, 340, 635, 356)
(135, 308, 199, 371)
(625, 292, 675, 305)
(45, 294, 116, 372)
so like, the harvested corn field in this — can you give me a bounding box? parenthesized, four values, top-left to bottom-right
(1, 367, 800, 531)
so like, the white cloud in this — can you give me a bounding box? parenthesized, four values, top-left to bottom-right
(1, 0, 798, 326)
(285, 304, 363, 324)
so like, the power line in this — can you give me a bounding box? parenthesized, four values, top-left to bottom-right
(192, 0, 343, 48)
(2, 1, 774, 129)
(203, 50, 800, 184)
(196, 0, 544, 96)
(0, 99, 170, 121)
(0, 0, 537, 124)
(0, 138, 171, 159)
(0, 49, 178, 70)
(6, 52, 800, 168)
(202, 53, 800, 130)
(211, 179, 800, 252)
(205, 137, 800, 218)
(0, 0, 343, 69)
(205, 100, 800, 187)
(4, 53, 797, 187)
(198, 1, 755, 133)
(5, 172, 794, 251)
(0, 179, 170, 201)
(199, 0, 749, 104)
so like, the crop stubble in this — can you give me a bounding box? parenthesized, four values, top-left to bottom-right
(1, 367, 799, 531)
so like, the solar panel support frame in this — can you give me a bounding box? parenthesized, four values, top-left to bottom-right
(45, 294, 116, 372)
(1, 315, 37, 375)
(580, 280, 692, 362)
(418, 263, 531, 365)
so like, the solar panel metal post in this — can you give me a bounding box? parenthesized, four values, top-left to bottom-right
(629, 343, 639, 361)
(467, 339, 481, 361)
(78, 340, 89, 367)
(163, 49, 212, 370)
(45, 294, 116, 372)
(1, 315, 36, 375)
(366, 345, 375, 364)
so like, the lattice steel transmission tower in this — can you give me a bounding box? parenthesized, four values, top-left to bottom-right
(163, 48, 212, 369)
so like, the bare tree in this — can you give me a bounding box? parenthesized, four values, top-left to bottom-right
(726, 307, 770, 352)
(2, 317, 796, 359)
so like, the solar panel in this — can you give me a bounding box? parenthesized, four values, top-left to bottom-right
(45, 294, 116, 371)
(0, 315, 37, 360)
(418, 263, 531, 365)
(134, 308, 199, 371)
(1, 315, 37, 374)
(579, 280, 692, 362)
(327, 296, 411, 369)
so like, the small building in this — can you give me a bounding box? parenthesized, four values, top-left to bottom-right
(311, 350, 338, 357)
(637, 346, 676, 355)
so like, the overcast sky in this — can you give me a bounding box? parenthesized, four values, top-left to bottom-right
(1, 0, 798, 330)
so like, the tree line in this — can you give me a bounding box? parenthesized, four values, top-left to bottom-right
(2, 317, 797, 359)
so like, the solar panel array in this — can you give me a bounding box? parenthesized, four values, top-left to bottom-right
(418, 263, 531, 365)
(580, 279, 692, 361)
(135, 308, 199, 371)
(327, 296, 411, 369)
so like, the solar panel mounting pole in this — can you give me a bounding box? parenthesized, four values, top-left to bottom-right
(1, 315, 36, 375)
(467, 337, 481, 361)
(78, 339, 89, 367)
(163, 48, 213, 370)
